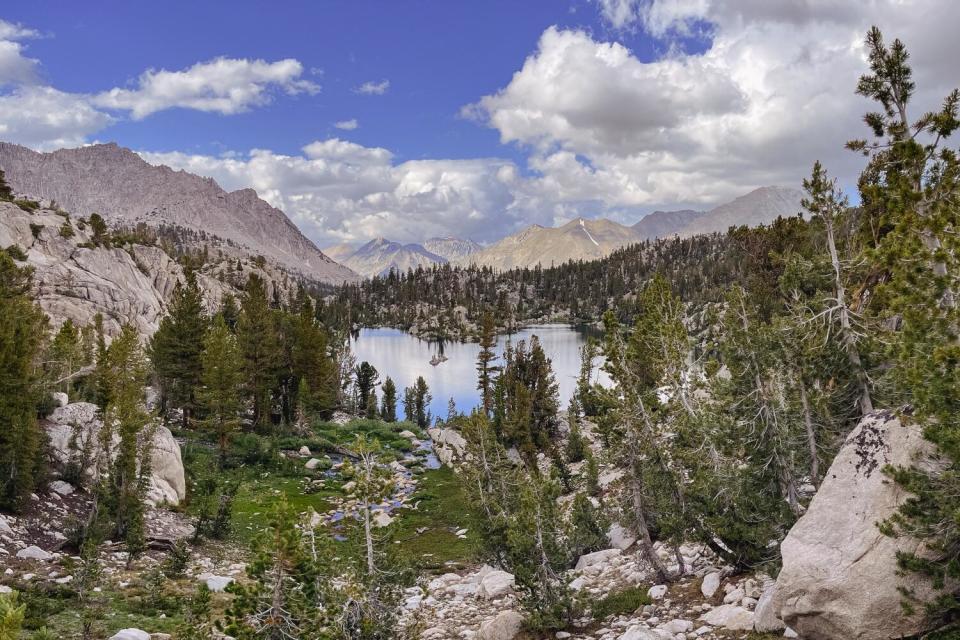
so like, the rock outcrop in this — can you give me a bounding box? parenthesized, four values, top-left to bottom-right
(0, 142, 358, 285)
(45, 402, 186, 505)
(772, 410, 941, 639)
(428, 427, 467, 467)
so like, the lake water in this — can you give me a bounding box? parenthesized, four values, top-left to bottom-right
(350, 324, 610, 421)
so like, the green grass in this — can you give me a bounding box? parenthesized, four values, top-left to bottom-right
(590, 586, 652, 619)
(391, 465, 481, 570)
(231, 471, 340, 543)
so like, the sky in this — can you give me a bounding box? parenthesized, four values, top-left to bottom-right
(1, 1, 958, 247)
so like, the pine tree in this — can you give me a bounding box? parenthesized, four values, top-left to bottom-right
(380, 377, 397, 422)
(237, 274, 280, 430)
(149, 270, 207, 428)
(568, 492, 608, 561)
(0, 252, 47, 511)
(198, 315, 244, 462)
(355, 361, 380, 413)
(364, 387, 379, 419)
(407, 376, 432, 429)
(0, 169, 13, 202)
(565, 397, 587, 463)
(100, 325, 151, 562)
(476, 311, 498, 416)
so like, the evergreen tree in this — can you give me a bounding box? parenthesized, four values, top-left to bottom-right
(237, 274, 280, 430)
(149, 271, 207, 428)
(493, 336, 560, 460)
(402, 386, 416, 423)
(405, 376, 432, 429)
(0, 252, 47, 511)
(567, 492, 608, 561)
(220, 293, 240, 331)
(476, 311, 498, 416)
(355, 361, 380, 412)
(364, 387, 379, 419)
(48, 319, 85, 394)
(0, 169, 12, 202)
(100, 325, 151, 562)
(565, 397, 587, 463)
(198, 315, 244, 462)
(380, 377, 397, 422)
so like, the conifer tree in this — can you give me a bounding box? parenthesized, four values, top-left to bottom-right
(149, 270, 207, 428)
(0, 252, 47, 511)
(0, 169, 13, 201)
(380, 377, 397, 422)
(404, 376, 432, 428)
(476, 311, 498, 416)
(237, 274, 280, 429)
(355, 361, 380, 413)
(198, 315, 243, 462)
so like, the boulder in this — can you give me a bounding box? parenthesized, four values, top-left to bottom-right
(647, 584, 667, 600)
(372, 511, 393, 528)
(477, 610, 524, 640)
(699, 604, 754, 631)
(575, 548, 621, 570)
(49, 480, 74, 496)
(109, 630, 151, 640)
(773, 411, 941, 639)
(700, 572, 721, 598)
(619, 627, 672, 640)
(754, 580, 785, 632)
(305, 458, 322, 470)
(607, 522, 637, 550)
(45, 403, 186, 505)
(478, 570, 515, 599)
(16, 546, 52, 561)
(52, 392, 68, 407)
(299, 446, 311, 456)
(428, 428, 467, 467)
(199, 575, 234, 592)
(0, 515, 11, 533)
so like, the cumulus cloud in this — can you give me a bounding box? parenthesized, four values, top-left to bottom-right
(0, 19, 40, 86)
(467, 1, 960, 208)
(354, 79, 390, 95)
(334, 118, 359, 130)
(93, 57, 319, 119)
(0, 86, 114, 149)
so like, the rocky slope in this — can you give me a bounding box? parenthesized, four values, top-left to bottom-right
(464, 187, 804, 271)
(423, 236, 483, 262)
(676, 186, 803, 237)
(463, 218, 639, 271)
(0, 142, 359, 285)
(631, 209, 705, 240)
(332, 237, 449, 278)
(0, 200, 293, 337)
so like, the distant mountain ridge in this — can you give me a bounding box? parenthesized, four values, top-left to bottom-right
(0, 142, 358, 285)
(328, 238, 448, 278)
(461, 186, 804, 271)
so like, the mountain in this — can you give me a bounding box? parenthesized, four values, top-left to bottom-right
(323, 242, 360, 263)
(423, 237, 483, 262)
(677, 186, 803, 236)
(463, 218, 638, 271)
(0, 142, 358, 285)
(334, 237, 448, 278)
(632, 209, 705, 240)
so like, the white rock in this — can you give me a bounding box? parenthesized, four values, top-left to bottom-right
(753, 580, 785, 633)
(16, 546, 52, 561)
(55, 575, 73, 584)
(399, 430, 418, 440)
(700, 572, 721, 598)
(699, 604, 754, 631)
(647, 584, 668, 600)
(619, 626, 672, 640)
(305, 457, 322, 470)
(0, 586, 11, 594)
(372, 511, 393, 528)
(427, 428, 467, 467)
(659, 619, 693, 633)
(298, 446, 311, 456)
(575, 548, 622, 571)
(49, 480, 75, 496)
(723, 588, 744, 604)
(0, 515, 11, 533)
(46, 403, 186, 505)
(52, 391, 69, 407)
(784, 627, 799, 638)
(201, 575, 233, 592)
(477, 610, 524, 640)
(607, 522, 637, 550)
(773, 412, 941, 639)
(109, 630, 151, 640)
(478, 570, 515, 599)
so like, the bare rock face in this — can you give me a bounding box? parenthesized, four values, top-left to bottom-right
(772, 411, 940, 639)
(45, 402, 186, 505)
(0, 142, 359, 285)
(428, 428, 467, 467)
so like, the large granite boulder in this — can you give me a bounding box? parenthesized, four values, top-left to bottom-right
(428, 427, 467, 467)
(772, 410, 941, 639)
(45, 402, 186, 505)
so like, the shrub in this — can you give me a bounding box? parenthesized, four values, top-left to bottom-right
(4, 245, 27, 261)
(14, 199, 40, 213)
(58, 223, 74, 239)
(591, 586, 652, 620)
(28, 223, 43, 239)
(162, 539, 191, 577)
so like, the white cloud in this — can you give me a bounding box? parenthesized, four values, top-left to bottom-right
(466, 2, 960, 208)
(334, 118, 358, 130)
(93, 57, 319, 119)
(0, 19, 40, 86)
(354, 79, 390, 95)
(0, 86, 114, 150)
(0, 19, 40, 41)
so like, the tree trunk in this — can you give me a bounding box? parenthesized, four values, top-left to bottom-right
(798, 381, 819, 487)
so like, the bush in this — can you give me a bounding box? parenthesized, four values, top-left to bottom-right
(28, 223, 43, 239)
(591, 586, 652, 620)
(58, 223, 74, 239)
(162, 539, 191, 577)
(15, 199, 40, 213)
(4, 245, 27, 261)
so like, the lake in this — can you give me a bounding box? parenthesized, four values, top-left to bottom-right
(350, 324, 610, 421)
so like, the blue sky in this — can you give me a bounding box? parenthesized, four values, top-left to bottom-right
(1, 2, 956, 245)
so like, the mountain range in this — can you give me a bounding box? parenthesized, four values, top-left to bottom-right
(0, 142, 358, 285)
(325, 236, 483, 278)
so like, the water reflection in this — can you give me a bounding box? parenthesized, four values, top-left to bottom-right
(350, 324, 610, 420)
